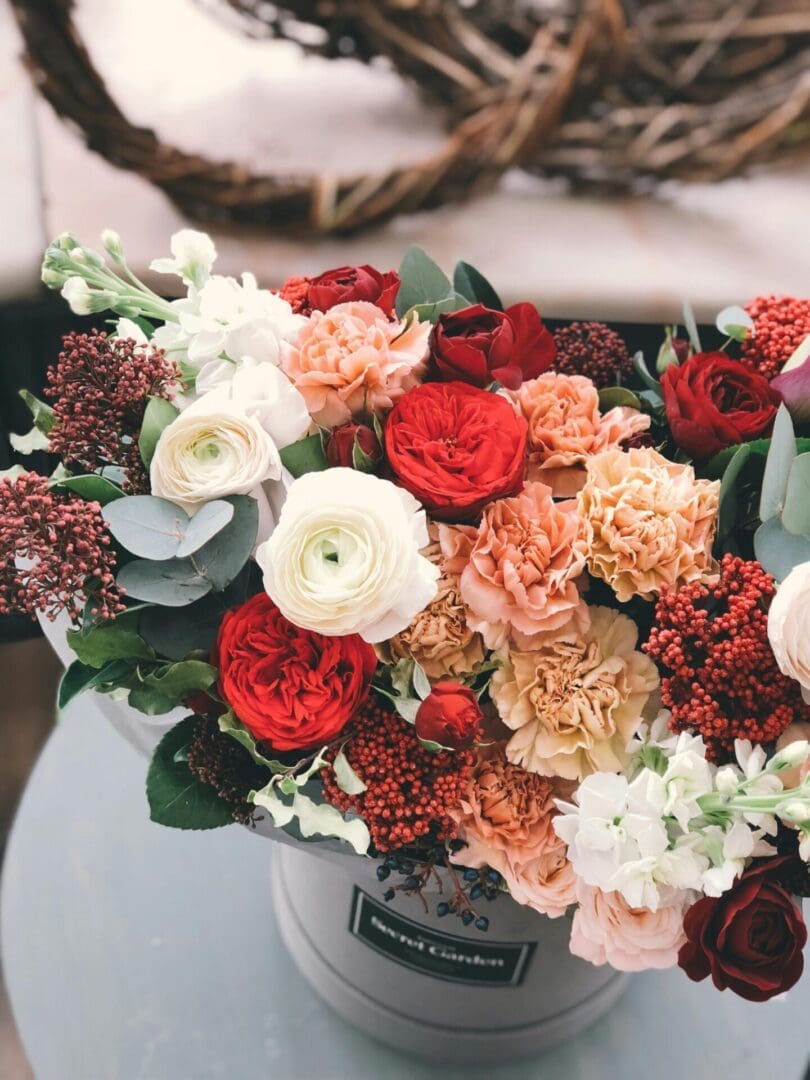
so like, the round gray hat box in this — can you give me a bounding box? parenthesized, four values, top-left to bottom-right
(41, 618, 628, 1065)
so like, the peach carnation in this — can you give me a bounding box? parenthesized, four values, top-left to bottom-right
(570, 881, 688, 972)
(280, 301, 429, 427)
(452, 745, 576, 917)
(511, 372, 650, 497)
(491, 606, 659, 780)
(577, 446, 719, 603)
(439, 481, 587, 650)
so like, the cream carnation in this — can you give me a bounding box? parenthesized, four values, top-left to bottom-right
(511, 372, 650, 497)
(569, 881, 688, 972)
(257, 468, 439, 642)
(281, 301, 429, 426)
(491, 606, 659, 780)
(577, 447, 719, 602)
(768, 561, 810, 704)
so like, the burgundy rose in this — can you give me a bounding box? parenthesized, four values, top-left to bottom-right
(324, 422, 382, 471)
(415, 682, 482, 750)
(431, 303, 556, 390)
(308, 264, 400, 315)
(661, 352, 781, 459)
(678, 858, 807, 1002)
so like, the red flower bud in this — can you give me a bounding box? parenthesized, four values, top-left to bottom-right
(324, 422, 382, 471)
(415, 682, 482, 750)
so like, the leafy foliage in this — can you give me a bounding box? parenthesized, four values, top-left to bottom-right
(146, 717, 235, 829)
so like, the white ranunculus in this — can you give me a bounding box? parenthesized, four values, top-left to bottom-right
(768, 561, 810, 703)
(256, 468, 439, 643)
(150, 403, 282, 515)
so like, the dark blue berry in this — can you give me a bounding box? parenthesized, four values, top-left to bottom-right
(463, 868, 479, 883)
(436, 902, 450, 917)
(400, 860, 415, 875)
(486, 869, 502, 885)
(376, 865, 391, 882)
(403, 875, 420, 890)
(383, 889, 395, 902)
(461, 910, 474, 926)
(469, 884, 483, 901)
(475, 916, 489, 932)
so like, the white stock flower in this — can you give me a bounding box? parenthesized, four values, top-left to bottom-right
(150, 399, 282, 515)
(257, 469, 439, 643)
(767, 561, 810, 704)
(661, 742, 714, 830)
(150, 229, 217, 289)
(61, 276, 96, 315)
(700, 822, 757, 896)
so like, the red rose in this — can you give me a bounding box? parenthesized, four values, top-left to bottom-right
(384, 381, 528, 521)
(324, 422, 382, 471)
(308, 264, 400, 315)
(215, 593, 377, 751)
(678, 858, 807, 1002)
(415, 682, 482, 749)
(661, 352, 781, 459)
(431, 303, 555, 390)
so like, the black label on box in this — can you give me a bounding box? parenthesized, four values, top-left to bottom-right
(349, 887, 535, 987)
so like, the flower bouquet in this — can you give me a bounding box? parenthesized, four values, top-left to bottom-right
(5, 231, 810, 1060)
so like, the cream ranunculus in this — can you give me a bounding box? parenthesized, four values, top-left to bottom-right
(768, 561, 810, 704)
(256, 469, 439, 642)
(150, 404, 282, 514)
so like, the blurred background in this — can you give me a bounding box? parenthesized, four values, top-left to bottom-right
(1, 1, 809, 1075)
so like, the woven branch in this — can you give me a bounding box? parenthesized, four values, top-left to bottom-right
(11, 0, 810, 234)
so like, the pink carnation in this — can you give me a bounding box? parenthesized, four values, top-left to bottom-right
(570, 882, 688, 972)
(280, 301, 429, 427)
(511, 372, 650, 497)
(439, 481, 587, 649)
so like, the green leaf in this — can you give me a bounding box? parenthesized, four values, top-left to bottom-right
(251, 782, 370, 854)
(394, 697, 420, 724)
(452, 261, 502, 310)
(175, 499, 234, 557)
(633, 351, 661, 394)
(760, 405, 796, 522)
(333, 749, 367, 795)
(279, 434, 328, 478)
(67, 614, 154, 667)
(682, 299, 702, 353)
(52, 474, 124, 506)
(418, 738, 456, 754)
(412, 662, 431, 701)
(9, 425, 50, 454)
(703, 435, 810, 481)
(104, 495, 190, 560)
(715, 305, 753, 344)
(129, 660, 217, 715)
(139, 596, 224, 660)
(782, 453, 810, 535)
(405, 292, 468, 325)
(146, 718, 234, 829)
(396, 247, 451, 318)
(18, 389, 55, 434)
(218, 711, 284, 771)
(189, 494, 258, 591)
(754, 517, 810, 582)
(58, 658, 132, 710)
(598, 386, 643, 411)
(717, 443, 751, 540)
(117, 558, 212, 606)
(138, 396, 179, 468)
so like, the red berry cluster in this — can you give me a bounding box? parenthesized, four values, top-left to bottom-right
(277, 275, 312, 315)
(552, 321, 632, 388)
(644, 554, 806, 760)
(741, 295, 810, 381)
(0, 472, 124, 623)
(46, 330, 177, 492)
(321, 701, 476, 852)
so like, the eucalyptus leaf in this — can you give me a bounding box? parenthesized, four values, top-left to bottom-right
(717, 443, 752, 540)
(147, 717, 235, 829)
(138, 396, 179, 468)
(452, 261, 502, 310)
(754, 517, 810, 582)
(715, 305, 753, 343)
(52, 474, 124, 506)
(175, 500, 234, 557)
(396, 247, 451, 317)
(598, 386, 643, 411)
(18, 389, 54, 434)
(189, 494, 258, 591)
(103, 495, 189, 560)
(412, 662, 431, 701)
(405, 293, 468, 324)
(333, 749, 367, 795)
(279, 434, 328, 478)
(782, 453, 810, 536)
(633, 351, 661, 393)
(117, 558, 212, 606)
(760, 405, 796, 522)
(394, 697, 420, 724)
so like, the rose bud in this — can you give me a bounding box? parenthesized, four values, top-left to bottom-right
(325, 422, 382, 471)
(431, 303, 556, 390)
(307, 264, 400, 316)
(661, 351, 781, 460)
(415, 682, 482, 750)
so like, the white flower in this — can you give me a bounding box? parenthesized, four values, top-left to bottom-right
(767, 561, 810, 703)
(150, 229, 217, 289)
(799, 831, 810, 862)
(257, 469, 439, 643)
(61, 277, 97, 315)
(700, 822, 757, 896)
(150, 401, 281, 514)
(661, 743, 714, 831)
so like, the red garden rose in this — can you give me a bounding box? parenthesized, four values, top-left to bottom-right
(415, 682, 482, 749)
(678, 858, 807, 1002)
(384, 381, 528, 521)
(308, 264, 400, 315)
(661, 352, 781, 460)
(215, 593, 377, 751)
(430, 303, 556, 390)
(324, 421, 382, 471)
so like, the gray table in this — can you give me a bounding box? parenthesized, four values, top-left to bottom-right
(2, 700, 808, 1080)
